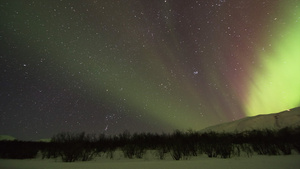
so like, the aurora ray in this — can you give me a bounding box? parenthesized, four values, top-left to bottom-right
(245, 1, 300, 116)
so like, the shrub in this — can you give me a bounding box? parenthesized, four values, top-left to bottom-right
(50, 132, 97, 162)
(0, 141, 40, 159)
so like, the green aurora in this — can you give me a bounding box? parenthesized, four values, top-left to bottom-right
(245, 2, 300, 116)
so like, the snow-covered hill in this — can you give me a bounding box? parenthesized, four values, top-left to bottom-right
(0, 135, 16, 141)
(201, 107, 300, 133)
(38, 138, 51, 142)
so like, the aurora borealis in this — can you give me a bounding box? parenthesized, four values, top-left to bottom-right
(1, 0, 299, 140)
(245, 1, 300, 116)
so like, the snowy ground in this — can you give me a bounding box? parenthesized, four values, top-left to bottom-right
(1, 155, 300, 169)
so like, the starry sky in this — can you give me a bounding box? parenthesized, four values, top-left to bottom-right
(1, 0, 300, 141)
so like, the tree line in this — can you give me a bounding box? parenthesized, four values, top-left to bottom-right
(1, 127, 300, 162)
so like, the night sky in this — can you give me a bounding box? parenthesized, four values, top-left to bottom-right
(1, 0, 300, 141)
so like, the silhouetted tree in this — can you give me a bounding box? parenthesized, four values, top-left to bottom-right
(50, 132, 97, 162)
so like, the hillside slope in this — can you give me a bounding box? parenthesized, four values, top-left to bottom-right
(201, 107, 300, 133)
(0, 135, 16, 141)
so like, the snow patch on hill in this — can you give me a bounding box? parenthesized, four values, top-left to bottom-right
(0, 135, 16, 141)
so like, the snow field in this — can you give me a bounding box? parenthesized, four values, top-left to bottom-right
(1, 153, 299, 169)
